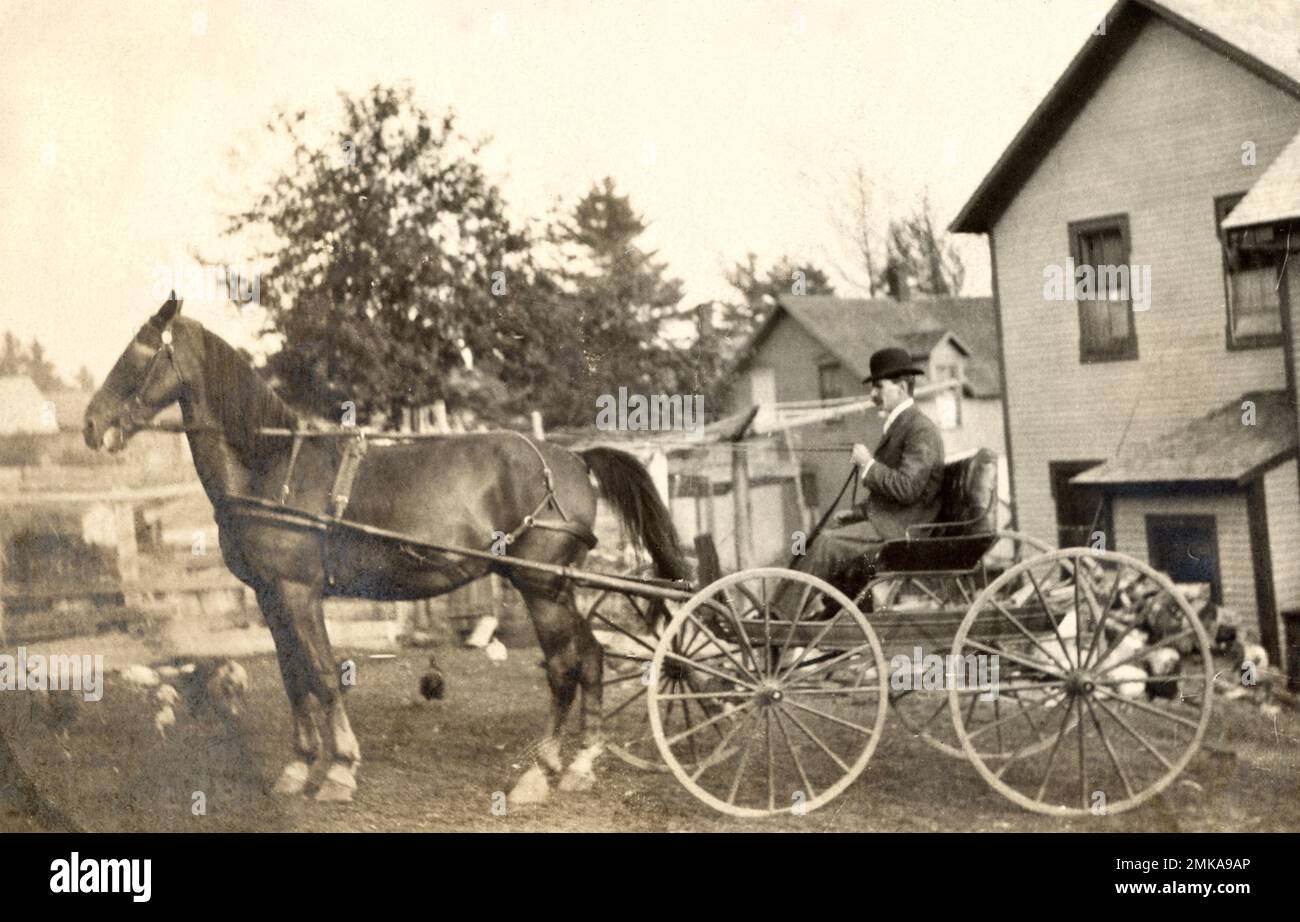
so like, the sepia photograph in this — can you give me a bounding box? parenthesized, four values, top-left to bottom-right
(0, 0, 1295, 901)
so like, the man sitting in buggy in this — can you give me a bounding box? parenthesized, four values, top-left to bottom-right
(774, 346, 945, 615)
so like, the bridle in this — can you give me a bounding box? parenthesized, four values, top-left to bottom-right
(114, 325, 194, 436)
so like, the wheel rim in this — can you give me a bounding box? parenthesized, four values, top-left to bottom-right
(950, 548, 1214, 816)
(648, 568, 889, 817)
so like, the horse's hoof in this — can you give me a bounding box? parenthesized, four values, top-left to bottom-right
(272, 760, 311, 796)
(557, 769, 595, 793)
(507, 765, 550, 806)
(313, 763, 358, 803)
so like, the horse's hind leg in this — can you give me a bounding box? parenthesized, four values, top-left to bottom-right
(507, 582, 604, 803)
(258, 585, 323, 795)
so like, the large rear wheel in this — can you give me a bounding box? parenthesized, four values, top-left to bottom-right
(951, 548, 1213, 816)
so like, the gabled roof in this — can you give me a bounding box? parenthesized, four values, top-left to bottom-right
(0, 376, 57, 434)
(952, 0, 1300, 234)
(1072, 390, 1297, 486)
(1222, 128, 1300, 230)
(45, 390, 93, 432)
(736, 295, 1001, 397)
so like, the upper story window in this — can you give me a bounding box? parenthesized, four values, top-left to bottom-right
(1069, 215, 1138, 363)
(1216, 193, 1284, 349)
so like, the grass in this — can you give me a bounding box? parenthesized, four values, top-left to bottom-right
(1, 644, 1297, 832)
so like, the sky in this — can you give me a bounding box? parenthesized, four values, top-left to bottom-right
(0, 0, 1115, 384)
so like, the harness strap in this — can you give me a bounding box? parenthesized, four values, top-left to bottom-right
(279, 431, 306, 505)
(329, 432, 369, 520)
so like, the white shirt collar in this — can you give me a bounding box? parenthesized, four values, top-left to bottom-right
(881, 397, 914, 435)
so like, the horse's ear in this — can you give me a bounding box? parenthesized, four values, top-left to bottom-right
(153, 291, 183, 327)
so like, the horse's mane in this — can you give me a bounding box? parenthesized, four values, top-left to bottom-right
(188, 320, 300, 458)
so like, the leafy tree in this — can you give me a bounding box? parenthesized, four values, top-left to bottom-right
(225, 84, 544, 425)
(0, 332, 65, 391)
(883, 193, 965, 297)
(721, 253, 835, 349)
(527, 178, 690, 427)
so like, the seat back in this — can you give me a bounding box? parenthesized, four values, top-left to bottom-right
(934, 449, 999, 537)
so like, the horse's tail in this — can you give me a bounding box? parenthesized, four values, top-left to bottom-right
(580, 446, 689, 583)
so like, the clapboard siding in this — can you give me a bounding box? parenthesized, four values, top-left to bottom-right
(1265, 459, 1300, 612)
(991, 16, 1300, 543)
(1112, 492, 1256, 622)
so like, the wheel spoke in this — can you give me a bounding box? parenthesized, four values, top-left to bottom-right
(669, 698, 754, 748)
(1027, 569, 1073, 661)
(773, 708, 815, 800)
(963, 638, 1066, 678)
(1083, 695, 1135, 800)
(780, 706, 851, 773)
(1097, 628, 1197, 675)
(1082, 564, 1125, 669)
(1092, 686, 1201, 730)
(589, 609, 657, 654)
(682, 609, 760, 682)
(1089, 695, 1174, 771)
(967, 689, 1066, 741)
(662, 648, 758, 692)
(781, 641, 876, 687)
(1034, 696, 1078, 801)
(689, 706, 758, 782)
(781, 696, 877, 737)
(983, 598, 1073, 673)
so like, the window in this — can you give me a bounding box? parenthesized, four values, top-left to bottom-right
(1145, 515, 1222, 603)
(1049, 460, 1107, 549)
(1216, 193, 1284, 348)
(817, 361, 843, 402)
(817, 361, 843, 427)
(1069, 215, 1138, 362)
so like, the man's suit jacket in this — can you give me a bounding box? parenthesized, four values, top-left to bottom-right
(859, 405, 944, 539)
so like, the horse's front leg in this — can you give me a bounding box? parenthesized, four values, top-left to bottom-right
(261, 579, 362, 802)
(258, 585, 323, 795)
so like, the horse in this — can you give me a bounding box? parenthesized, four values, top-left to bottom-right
(83, 295, 688, 803)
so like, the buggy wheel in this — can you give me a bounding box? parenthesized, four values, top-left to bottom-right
(648, 568, 888, 817)
(886, 530, 1073, 759)
(579, 576, 672, 771)
(951, 548, 1213, 816)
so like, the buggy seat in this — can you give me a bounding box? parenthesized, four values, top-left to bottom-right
(868, 448, 1000, 575)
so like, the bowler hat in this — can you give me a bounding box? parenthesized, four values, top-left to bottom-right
(862, 347, 924, 384)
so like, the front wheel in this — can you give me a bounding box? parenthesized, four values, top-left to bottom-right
(648, 568, 889, 817)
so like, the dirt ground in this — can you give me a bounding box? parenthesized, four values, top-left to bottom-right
(2, 643, 1297, 833)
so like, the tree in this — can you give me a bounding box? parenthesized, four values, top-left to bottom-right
(883, 193, 965, 297)
(225, 84, 544, 425)
(0, 332, 65, 391)
(721, 253, 835, 348)
(526, 178, 690, 427)
(829, 163, 884, 297)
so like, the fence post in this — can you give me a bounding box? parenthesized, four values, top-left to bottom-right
(731, 443, 753, 570)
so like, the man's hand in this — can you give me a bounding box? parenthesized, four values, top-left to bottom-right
(851, 443, 873, 468)
(829, 508, 862, 527)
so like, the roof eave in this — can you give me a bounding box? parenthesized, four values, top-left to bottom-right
(950, 0, 1300, 236)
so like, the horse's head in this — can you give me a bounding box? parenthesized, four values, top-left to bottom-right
(84, 293, 193, 452)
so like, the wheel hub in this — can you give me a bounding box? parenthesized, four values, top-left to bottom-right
(1063, 670, 1095, 696)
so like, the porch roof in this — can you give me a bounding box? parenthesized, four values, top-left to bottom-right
(1072, 390, 1296, 486)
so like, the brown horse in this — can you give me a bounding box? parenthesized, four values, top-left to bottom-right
(83, 296, 688, 803)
